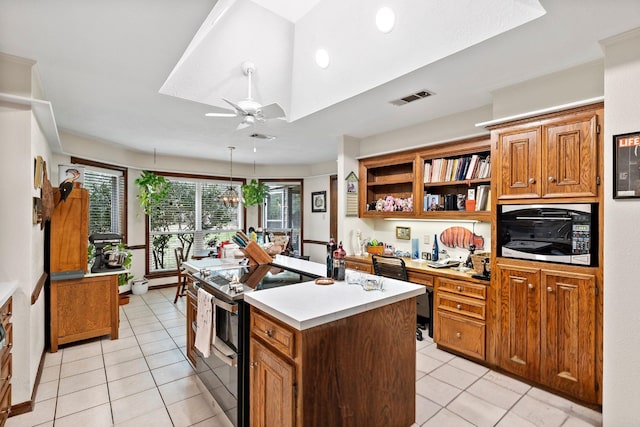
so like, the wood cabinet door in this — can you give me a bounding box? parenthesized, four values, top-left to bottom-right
(497, 128, 541, 199)
(542, 113, 598, 198)
(50, 188, 89, 274)
(540, 270, 597, 403)
(250, 339, 295, 427)
(498, 265, 540, 379)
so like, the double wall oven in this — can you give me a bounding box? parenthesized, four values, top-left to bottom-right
(187, 263, 317, 426)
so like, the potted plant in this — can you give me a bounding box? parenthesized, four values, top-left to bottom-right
(241, 179, 268, 206)
(134, 170, 170, 215)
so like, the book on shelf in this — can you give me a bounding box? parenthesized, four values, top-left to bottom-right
(465, 155, 479, 180)
(475, 185, 491, 211)
(423, 162, 432, 183)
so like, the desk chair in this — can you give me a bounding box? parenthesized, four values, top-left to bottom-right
(372, 255, 432, 341)
(174, 247, 188, 303)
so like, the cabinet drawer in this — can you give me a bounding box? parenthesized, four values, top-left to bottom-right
(437, 278, 486, 300)
(0, 299, 10, 328)
(436, 311, 485, 360)
(345, 261, 372, 274)
(0, 379, 10, 421)
(251, 310, 295, 359)
(436, 293, 485, 320)
(407, 271, 434, 287)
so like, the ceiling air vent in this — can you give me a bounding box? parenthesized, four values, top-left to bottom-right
(249, 133, 276, 140)
(389, 90, 434, 106)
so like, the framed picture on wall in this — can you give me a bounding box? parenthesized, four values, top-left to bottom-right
(613, 131, 640, 199)
(312, 191, 326, 212)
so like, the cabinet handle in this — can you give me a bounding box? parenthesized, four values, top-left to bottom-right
(547, 286, 553, 293)
(548, 176, 555, 182)
(0, 374, 10, 381)
(249, 362, 258, 368)
(456, 332, 462, 339)
(528, 283, 534, 289)
(528, 178, 536, 184)
(456, 304, 462, 310)
(456, 286, 462, 292)
(264, 329, 274, 338)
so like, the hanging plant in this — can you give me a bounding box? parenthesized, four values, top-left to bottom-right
(134, 170, 169, 215)
(241, 179, 268, 206)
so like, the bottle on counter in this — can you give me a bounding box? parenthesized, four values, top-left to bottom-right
(326, 237, 336, 278)
(431, 234, 439, 262)
(333, 241, 346, 281)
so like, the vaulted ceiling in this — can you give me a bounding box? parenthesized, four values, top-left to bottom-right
(1, 0, 640, 166)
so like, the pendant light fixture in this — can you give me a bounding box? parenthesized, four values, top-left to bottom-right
(221, 146, 239, 207)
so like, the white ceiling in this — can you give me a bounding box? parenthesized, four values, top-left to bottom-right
(1, 0, 640, 167)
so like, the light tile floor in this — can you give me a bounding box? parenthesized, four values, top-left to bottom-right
(6, 288, 602, 427)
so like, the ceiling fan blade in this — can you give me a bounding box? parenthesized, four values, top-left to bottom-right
(223, 98, 249, 115)
(205, 112, 238, 118)
(258, 103, 285, 120)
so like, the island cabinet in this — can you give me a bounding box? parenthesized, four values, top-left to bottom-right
(433, 277, 487, 361)
(249, 299, 416, 427)
(492, 103, 603, 201)
(49, 274, 119, 352)
(0, 298, 12, 426)
(495, 260, 600, 404)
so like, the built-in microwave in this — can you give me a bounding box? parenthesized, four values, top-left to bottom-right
(497, 203, 597, 266)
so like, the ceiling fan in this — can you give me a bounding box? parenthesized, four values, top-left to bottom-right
(205, 61, 286, 130)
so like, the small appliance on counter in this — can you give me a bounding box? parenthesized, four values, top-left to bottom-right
(89, 233, 125, 273)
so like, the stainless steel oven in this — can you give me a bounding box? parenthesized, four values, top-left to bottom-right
(497, 203, 597, 266)
(190, 263, 318, 427)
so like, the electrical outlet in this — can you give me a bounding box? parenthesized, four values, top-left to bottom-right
(424, 235, 429, 244)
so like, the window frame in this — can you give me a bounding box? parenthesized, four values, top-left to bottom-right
(257, 178, 304, 256)
(70, 157, 128, 243)
(144, 171, 246, 278)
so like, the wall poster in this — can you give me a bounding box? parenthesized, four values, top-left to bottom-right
(614, 131, 640, 199)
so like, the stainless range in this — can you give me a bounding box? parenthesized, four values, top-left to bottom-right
(187, 262, 318, 427)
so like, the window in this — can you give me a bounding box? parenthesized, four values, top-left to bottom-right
(70, 158, 127, 240)
(147, 175, 243, 274)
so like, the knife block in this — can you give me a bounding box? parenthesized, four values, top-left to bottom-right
(241, 241, 273, 265)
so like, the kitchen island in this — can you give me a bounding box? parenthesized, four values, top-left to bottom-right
(244, 255, 424, 427)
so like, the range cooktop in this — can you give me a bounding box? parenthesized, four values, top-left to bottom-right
(194, 264, 318, 302)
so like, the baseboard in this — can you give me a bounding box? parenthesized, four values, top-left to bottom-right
(9, 348, 47, 417)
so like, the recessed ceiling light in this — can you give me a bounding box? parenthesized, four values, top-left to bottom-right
(315, 49, 330, 69)
(376, 7, 395, 33)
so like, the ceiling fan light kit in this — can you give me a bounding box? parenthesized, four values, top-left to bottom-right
(205, 61, 286, 130)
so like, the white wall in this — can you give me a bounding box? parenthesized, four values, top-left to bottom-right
(601, 28, 640, 426)
(0, 53, 51, 404)
(303, 174, 332, 263)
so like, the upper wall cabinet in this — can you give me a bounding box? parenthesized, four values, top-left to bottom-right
(358, 136, 491, 221)
(491, 104, 603, 202)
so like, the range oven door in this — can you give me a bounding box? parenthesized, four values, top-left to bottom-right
(193, 282, 239, 366)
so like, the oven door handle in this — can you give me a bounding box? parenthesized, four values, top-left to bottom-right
(515, 216, 571, 221)
(193, 282, 238, 314)
(211, 342, 238, 367)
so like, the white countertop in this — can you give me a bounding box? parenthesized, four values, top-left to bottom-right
(244, 255, 425, 331)
(0, 281, 18, 307)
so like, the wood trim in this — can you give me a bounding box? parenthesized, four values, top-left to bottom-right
(302, 239, 326, 245)
(31, 272, 47, 305)
(70, 157, 129, 244)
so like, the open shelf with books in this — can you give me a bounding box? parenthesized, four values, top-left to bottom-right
(419, 139, 492, 221)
